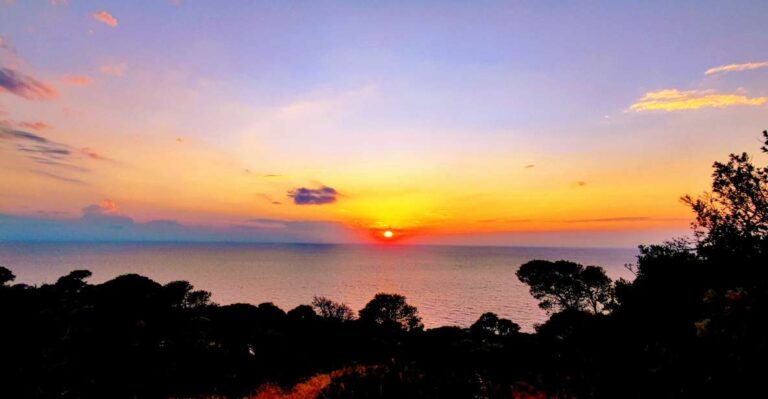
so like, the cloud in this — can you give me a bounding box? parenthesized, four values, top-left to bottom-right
(0, 126, 71, 165)
(29, 170, 87, 185)
(80, 147, 118, 164)
(1, 125, 116, 179)
(0, 210, 361, 243)
(288, 186, 338, 205)
(0, 35, 16, 55)
(0, 67, 58, 100)
(574, 181, 587, 187)
(629, 89, 767, 112)
(705, 61, 768, 75)
(81, 200, 133, 227)
(524, 164, 535, 169)
(82, 200, 121, 217)
(92, 11, 118, 27)
(99, 64, 127, 76)
(257, 193, 283, 205)
(245, 218, 287, 229)
(17, 121, 52, 131)
(61, 75, 93, 86)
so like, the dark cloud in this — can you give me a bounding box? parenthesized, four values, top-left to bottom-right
(0, 128, 49, 143)
(1, 125, 72, 165)
(81, 201, 133, 227)
(524, 164, 536, 169)
(257, 193, 283, 205)
(0, 208, 360, 243)
(1, 125, 117, 181)
(288, 186, 338, 205)
(0, 67, 58, 100)
(574, 181, 587, 187)
(245, 218, 287, 229)
(28, 170, 87, 185)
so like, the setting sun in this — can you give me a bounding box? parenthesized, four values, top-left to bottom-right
(383, 230, 394, 239)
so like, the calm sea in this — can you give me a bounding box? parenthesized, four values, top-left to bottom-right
(0, 242, 637, 331)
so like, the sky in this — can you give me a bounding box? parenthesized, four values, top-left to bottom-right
(1, 0, 767, 247)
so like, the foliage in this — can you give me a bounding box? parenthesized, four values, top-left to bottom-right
(2, 130, 767, 398)
(0, 266, 14, 285)
(358, 293, 423, 331)
(470, 312, 520, 337)
(682, 130, 768, 259)
(311, 296, 355, 321)
(516, 260, 614, 314)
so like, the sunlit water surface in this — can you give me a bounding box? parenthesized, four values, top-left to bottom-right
(0, 242, 637, 331)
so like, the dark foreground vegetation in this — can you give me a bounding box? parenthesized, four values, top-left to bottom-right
(2, 131, 768, 398)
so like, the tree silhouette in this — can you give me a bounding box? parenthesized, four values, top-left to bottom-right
(581, 265, 614, 314)
(0, 266, 14, 286)
(516, 260, 613, 314)
(359, 293, 423, 331)
(312, 296, 355, 321)
(682, 130, 768, 258)
(54, 269, 92, 293)
(470, 312, 520, 337)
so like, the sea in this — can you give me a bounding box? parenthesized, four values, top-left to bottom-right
(0, 242, 638, 331)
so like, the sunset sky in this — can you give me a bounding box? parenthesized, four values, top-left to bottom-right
(1, 1, 767, 247)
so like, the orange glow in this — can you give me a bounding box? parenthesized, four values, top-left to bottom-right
(383, 230, 394, 238)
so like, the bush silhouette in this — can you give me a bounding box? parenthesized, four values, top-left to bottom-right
(359, 293, 423, 331)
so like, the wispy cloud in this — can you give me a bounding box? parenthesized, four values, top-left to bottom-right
(1, 125, 117, 175)
(705, 61, 768, 75)
(92, 11, 118, 28)
(257, 193, 282, 205)
(0, 67, 57, 100)
(629, 89, 767, 112)
(0, 126, 71, 165)
(80, 147, 118, 164)
(17, 121, 52, 131)
(524, 164, 535, 169)
(288, 186, 338, 205)
(29, 170, 87, 185)
(0, 35, 16, 55)
(61, 75, 93, 86)
(99, 63, 127, 77)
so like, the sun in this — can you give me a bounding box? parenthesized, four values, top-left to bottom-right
(383, 230, 394, 239)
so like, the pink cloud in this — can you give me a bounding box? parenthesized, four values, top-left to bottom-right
(92, 11, 118, 28)
(61, 75, 93, 86)
(18, 121, 52, 131)
(0, 67, 58, 100)
(99, 63, 127, 77)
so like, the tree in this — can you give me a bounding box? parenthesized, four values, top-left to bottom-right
(55, 269, 92, 293)
(682, 130, 768, 258)
(0, 266, 14, 286)
(582, 265, 614, 314)
(470, 312, 520, 337)
(516, 260, 613, 314)
(312, 296, 355, 321)
(287, 304, 316, 320)
(359, 293, 423, 331)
